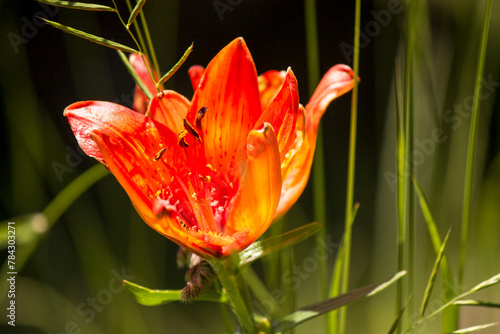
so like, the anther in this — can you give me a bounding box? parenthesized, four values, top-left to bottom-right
(177, 130, 190, 147)
(195, 107, 208, 129)
(184, 119, 202, 143)
(153, 148, 166, 161)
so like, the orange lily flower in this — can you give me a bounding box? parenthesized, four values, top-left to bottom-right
(65, 38, 354, 258)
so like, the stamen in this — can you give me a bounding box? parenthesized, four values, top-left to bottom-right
(153, 148, 166, 161)
(199, 174, 211, 183)
(177, 129, 189, 147)
(195, 107, 208, 129)
(184, 119, 202, 143)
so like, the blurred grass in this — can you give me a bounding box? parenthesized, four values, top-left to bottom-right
(1, 0, 499, 333)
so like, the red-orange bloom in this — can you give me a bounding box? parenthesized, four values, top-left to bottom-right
(65, 38, 354, 258)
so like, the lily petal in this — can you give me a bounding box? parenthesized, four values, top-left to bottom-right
(275, 65, 355, 218)
(64, 101, 153, 166)
(188, 65, 205, 92)
(305, 64, 355, 130)
(130, 54, 158, 114)
(255, 68, 299, 162)
(187, 37, 262, 173)
(224, 123, 281, 254)
(146, 90, 190, 134)
(258, 70, 287, 110)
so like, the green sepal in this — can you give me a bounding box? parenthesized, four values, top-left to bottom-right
(123, 280, 229, 306)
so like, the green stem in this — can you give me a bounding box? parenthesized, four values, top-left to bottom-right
(459, 0, 492, 289)
(338, 1, 361, 333)
(304, 0, 328, 305)
(211, 258, 256, 334)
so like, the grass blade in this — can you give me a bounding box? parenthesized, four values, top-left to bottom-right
(42, 18, 139, 53)
(426, 273, 500, 320)
(116, 50, 153, 100)
(459, 0, 493, 288)
(127, 0, 147, 28)
(419, 228, 451, 318)
(451, 323, 497, 333)
(156, 43, 193, 88)
(277, 271, 406, 333)
(34, 0, 116, 11)
(454, 300, 500, 308)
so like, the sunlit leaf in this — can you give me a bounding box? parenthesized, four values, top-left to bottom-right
(275, 271, 406, 332)
(454, 300, 500, 308)
(123, 280, 229, 306)
(34, 0, 116, 11)
(42, 18, 139, 53)
(239, 222, 321, 266)
(451, 323, 497, 333)
(127, 0, 147, 27)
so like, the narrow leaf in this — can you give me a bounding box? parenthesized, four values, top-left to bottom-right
(157, 43, 193, 88)
(117, 50, 153, 100)
(451, 323, 497, 333)
(425, 273, 500, 320)
(34, 0, 116, 11)
(239, 222, 321, 266)
(420, 228, 451, 318)
(387, 303, 407, 334)
(42, 18, 139, 53)
(123, 280, 229, 306)
(275, 271, 406, 332)
(127, 0, 147, 28)
(454, 300, 500, 308)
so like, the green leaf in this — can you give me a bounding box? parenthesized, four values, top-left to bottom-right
(117, 50, 153, 100)
(274, 271, 406, 332)
(451, 323, 497, 333)
(34, 0, 116, 11)
(123, 280, 229, 306)
(239, 222, 321, 266)
(420, 228, 451, 318)
(454, 299, 500, 308)
(127, 0, 147, 28)
(387, 303, 407, 334)
(157, 43, 193, 88)
(42, 18, 139, 53)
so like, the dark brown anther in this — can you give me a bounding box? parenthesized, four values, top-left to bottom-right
(199, 174, 211, 183)
(177, 130, 190, 148)
(195, 107, 208, 129)
(184, 119, 202, 143)
(153, 148, 166, 161)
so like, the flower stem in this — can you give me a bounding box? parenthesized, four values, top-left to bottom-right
(211, 258, 256, 334)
